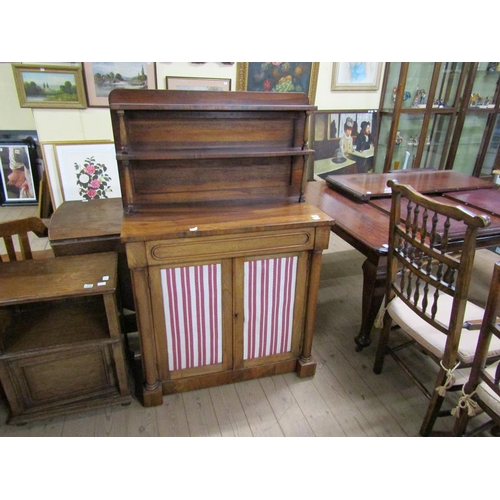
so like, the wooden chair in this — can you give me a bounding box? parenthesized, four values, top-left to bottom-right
(452, 261, 500, 436)
(0, 217, 51, 400)
(373, 179, 500, 436)
(0, 217, 49, 262)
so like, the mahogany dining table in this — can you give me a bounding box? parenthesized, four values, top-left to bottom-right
(305, 170, 500, 351)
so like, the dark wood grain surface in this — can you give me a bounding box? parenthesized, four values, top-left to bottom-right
(48, 198, 123, 241)
(0, 252, 118, 305)
(444, 189, 500, 218)
(325, 170, 495, 201)
(306, 180, 390, 257)
(121, 201, 334, 243)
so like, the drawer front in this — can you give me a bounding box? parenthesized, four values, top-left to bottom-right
(145, 228, 315, 265)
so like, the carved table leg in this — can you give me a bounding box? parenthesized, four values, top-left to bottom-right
(354, 256, 387, 351)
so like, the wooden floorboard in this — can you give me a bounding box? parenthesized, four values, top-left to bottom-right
(0, 203, 499, 437)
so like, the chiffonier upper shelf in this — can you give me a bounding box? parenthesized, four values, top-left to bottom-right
(109, 89, 317, 213)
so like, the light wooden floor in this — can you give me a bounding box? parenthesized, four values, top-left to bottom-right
(0, 203, 499, 437)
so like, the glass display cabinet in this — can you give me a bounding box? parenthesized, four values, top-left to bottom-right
(445, 62, 500, 177)
(374, 62, 470, 173)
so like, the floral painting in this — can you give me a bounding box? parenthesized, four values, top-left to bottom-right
(42, 142, 121, 208)
(74, 156, 113, 200)
(236, 62, 319, 104)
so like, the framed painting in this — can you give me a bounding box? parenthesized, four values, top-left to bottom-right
(331, 63, 382, 91)
(83, 62, 156, 107)
(42, 141, 122, 209)
(312, 110, 378, 179)
(166, 76, 231, 91)
(12, 64, 87, 109)
(236, 62, 319, 104)
(0, 142, 38, 205)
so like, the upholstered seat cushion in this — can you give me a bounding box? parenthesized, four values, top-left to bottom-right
(387, 294, 500, 364)
(476, 361, 500, 417)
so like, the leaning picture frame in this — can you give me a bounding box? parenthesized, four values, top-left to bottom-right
(12, 64, 87, 109)
(42, 141, 122, 209)
(83, 62, 156, 107)
(166, 76, 231, 91)
(331, 63, 382, 91)
(0, 142, 38, 205)
(312, 109, 378, 179)
(236, 62, 319, 104)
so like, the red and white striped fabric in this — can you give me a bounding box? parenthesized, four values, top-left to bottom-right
(160, 264, 222, 371)
(243, 256, 297, 360)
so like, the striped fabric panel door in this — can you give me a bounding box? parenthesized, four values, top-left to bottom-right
(243, 256, 298, 360)
(160, 264, 222, 371)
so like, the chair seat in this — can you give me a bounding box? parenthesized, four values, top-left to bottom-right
(476, 361, 500, 416)
(387, 295, 500, 364)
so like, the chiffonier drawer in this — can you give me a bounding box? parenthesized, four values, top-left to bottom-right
(145, 227, 316, 265)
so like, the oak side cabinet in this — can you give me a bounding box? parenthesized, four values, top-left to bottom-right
(0, 252, 132, 424)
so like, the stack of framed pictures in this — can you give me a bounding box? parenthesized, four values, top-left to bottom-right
(41, 141, 122, 209)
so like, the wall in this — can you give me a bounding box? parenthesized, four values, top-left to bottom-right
(0, 61, 385, 207)
(1, 62, 385, 143)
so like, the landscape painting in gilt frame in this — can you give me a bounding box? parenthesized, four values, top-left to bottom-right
(12, 64, 87, 109)
(236, 62, 319, 104)
(42, 141, 121, 209)
(83, 62, 156, 107)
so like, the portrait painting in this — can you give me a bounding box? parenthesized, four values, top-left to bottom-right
(312, 110, 378, 179)
(0, 144, 37, 204)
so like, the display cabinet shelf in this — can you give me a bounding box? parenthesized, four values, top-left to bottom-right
(116, 148, 315, 161)
(375, 62, 469, 173)
(446, 62, 500, 178)
(375, 62, 500, 178)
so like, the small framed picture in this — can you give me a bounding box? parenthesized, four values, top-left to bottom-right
(166, 76, 231, 91)
(12, 64, 87, 109)
(0, 143, 38, 205)
(42, 141, 122, 209)
(83, 62, 156, 107)
(331, 63, 382, 91)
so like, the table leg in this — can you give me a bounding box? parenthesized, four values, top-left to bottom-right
(354, 256, 386, 351)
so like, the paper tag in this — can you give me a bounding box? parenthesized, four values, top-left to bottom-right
(83, 284, 94, 288)
(97, 282, 107, 286)
(189, 226, 198, 231)
(311, 215, 321, 220)
(102, 276, 109, 281)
